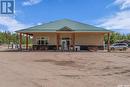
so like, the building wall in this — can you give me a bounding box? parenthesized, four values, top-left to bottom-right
(32, 32, 105, 46)
(75, 33, 104, 46)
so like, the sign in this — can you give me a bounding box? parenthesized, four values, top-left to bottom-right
(0, 0, 14, 14)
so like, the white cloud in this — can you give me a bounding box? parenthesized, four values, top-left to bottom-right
(23, 0, 42, 6)
(114, 0, 130, 10)
(97, 0, 130, 33)
(0, 16, 29, 32)
(98, 10, 130, 30)
(37, 22, 42, 25)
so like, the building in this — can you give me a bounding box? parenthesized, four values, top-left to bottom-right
(16, 19, 111, 51)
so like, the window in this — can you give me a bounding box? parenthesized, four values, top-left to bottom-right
(36, 37, 48, 45)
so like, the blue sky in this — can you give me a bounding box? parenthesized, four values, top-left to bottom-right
(15, 0, 114, 24)
(0, 0, 130, 34)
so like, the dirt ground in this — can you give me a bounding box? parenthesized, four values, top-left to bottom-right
(0, 47, 130, 87)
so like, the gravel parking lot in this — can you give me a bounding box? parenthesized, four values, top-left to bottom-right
(0, 46, 130, 87)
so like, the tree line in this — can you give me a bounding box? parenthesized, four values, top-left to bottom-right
(0, 31, 31, 45)
(104, 32, 130, 45)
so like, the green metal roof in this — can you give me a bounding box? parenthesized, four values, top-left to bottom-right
(16, 19, 111, 33)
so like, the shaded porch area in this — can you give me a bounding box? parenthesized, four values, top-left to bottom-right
(18, 32, 111, 52)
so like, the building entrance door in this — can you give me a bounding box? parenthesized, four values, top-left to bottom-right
(61, 38, 70, 51)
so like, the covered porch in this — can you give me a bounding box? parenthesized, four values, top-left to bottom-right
(18, 32, 111, 52)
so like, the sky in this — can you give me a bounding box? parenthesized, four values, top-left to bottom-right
(0, 0, 130, 34)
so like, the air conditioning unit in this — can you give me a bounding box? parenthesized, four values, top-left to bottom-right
(75, 46, 80, 51)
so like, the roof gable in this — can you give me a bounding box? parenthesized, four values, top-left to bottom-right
(57, 26, 73, 31)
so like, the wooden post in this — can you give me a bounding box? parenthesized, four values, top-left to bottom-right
(56, 33, 60, 50)
(26, 33, 29, 50)
(19, 33, 22, 49)
(72, 33, 75, 51)
(107, 33, 110, 52)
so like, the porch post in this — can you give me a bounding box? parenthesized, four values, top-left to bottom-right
(56, 33, 60, 50)
(72, 33, 75, 51)
(19, 33, 22, 49)
(26, 33, 29, 50)
(107, 33, 110, 52)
